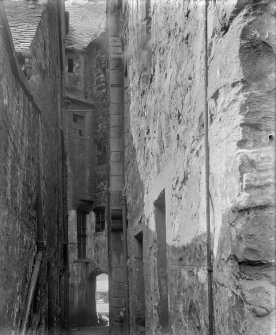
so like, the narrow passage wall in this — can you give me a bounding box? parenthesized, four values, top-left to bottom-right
(0, 2, 65, 333)
(120, 0, 275, 334)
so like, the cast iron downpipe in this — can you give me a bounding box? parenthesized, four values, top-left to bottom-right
(121, 190, 129, 334)
(57, 0, 69, 327)
(61, 128, 69, 329)
(204, 1, 214, 334)
(21, 116, 45, 335)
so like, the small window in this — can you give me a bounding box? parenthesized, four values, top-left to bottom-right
(97, 142, 107, 165)
(77, 211, 87, 258)
(145, 0, 151, 36)
(95, 208, 105, 233)
(72, 114, 85, 137)
(68, 58, 74, 73)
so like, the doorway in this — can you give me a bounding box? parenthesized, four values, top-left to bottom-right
(134, 231, 145, 334)
(96, 273, 109, 326)
(155, 190, 169, 329)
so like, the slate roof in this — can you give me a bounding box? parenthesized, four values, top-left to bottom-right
(65, 0, 106, 50)
(4, 1, 45, 52)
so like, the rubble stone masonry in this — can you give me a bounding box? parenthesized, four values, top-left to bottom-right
(120, 0, 275, 334)
(0, 1, 64, 333)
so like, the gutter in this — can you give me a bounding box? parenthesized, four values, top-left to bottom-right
(204, 1, 214, 334)
(57, 0, 70, 328)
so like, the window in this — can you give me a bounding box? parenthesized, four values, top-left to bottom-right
(68, 58, 74, 73)
(95, 208, 105, 233)
(97, 142, 107, 165)
(77, 211, 87, 258)
(145, 0, 151, 36)
(72, 114, 85, 137)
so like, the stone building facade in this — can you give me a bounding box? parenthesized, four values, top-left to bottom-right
(107, 0, 276, 334)
(63, 0, 109, 326)
(0, 0, 66, 334)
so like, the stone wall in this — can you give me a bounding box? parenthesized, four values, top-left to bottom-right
(107, 2, 127, 333)
(120, 0, 275, 334)
(65, 18, 109, 328)
(0, 1, 64, 334)
(86, 32, 109, 209)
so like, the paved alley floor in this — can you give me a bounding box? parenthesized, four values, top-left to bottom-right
(63, 326, 109, 335)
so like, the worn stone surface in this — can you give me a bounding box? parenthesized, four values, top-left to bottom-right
(0, 1, 64, 334)
(106, 3, 127, 333)
(4, 0, 45, 52)
(65, 1, 106, 50)
(86, 32, 109, 209)
(118, 0, 275, 334)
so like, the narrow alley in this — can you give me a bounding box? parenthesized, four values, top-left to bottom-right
(0, 0, 275, 335)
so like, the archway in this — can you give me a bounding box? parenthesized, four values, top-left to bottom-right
(96, 273, 109, 326)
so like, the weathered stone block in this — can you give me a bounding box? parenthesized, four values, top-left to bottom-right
(112, 267, 124, 282)
(110, 103, 123, 115)
(110, 176, 124, 191)
(111, 191, 122, 206)
(110, 161, 123, 176)
(233, 209, 275, 262)
(110, 88, 123, 104)
(240, 279, 275, 314)
(112, 297, 125, 308)
(113, 282, 124, 298)
(110, 125, 121, 138)
(111, 151, 122, 162)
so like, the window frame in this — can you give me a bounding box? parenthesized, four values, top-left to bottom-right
(72, 113, 85, 138)
(77, 210, 87, 259)
(94, 208, 105, 233)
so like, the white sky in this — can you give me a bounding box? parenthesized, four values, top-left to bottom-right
(96, 273, 109, 292)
